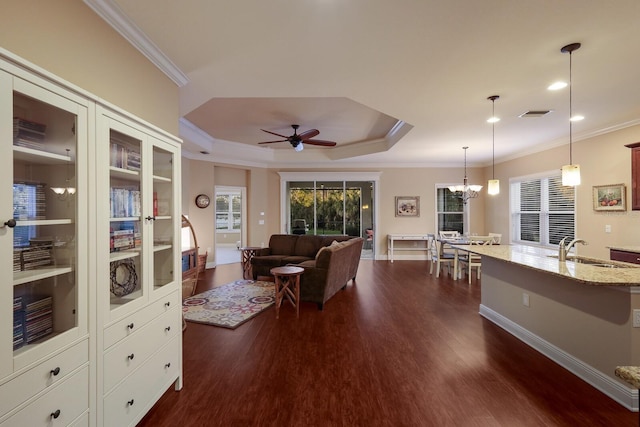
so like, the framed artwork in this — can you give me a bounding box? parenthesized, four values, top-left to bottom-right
(395, 196, 420, 217)
(593, 184, 626, 211)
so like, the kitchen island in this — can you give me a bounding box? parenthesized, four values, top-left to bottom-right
(453, 244, 640, 411)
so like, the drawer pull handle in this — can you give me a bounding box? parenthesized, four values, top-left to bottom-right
(50, 367, 61, 376)
(127, 399, 135, 407)
(165, 301, 171, 307)
(145, 216, 156, 221)
(165, 362, 171, 368)
(51, 409, 61, 419)
(127, 323, 135, 330)
(128, 353, 135, 360)
(165, 326, 171, 332)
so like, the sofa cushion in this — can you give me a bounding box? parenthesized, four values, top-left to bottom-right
(293, 235, 325, 258)
(282, 255, 314, 265)
(268, 234, 298, 255)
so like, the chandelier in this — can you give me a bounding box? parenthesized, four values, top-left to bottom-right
(448, 146, 482, 204)
(50, 148, 76, 200)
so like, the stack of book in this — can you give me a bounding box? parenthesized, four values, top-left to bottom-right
(13, 117, 46, 149)
(110, 139, 140, 171)
(110, 187, 141, 218)
(23, 296, 53, 344)
(13, 296, 24, 350)
(110, 228, 135, 252)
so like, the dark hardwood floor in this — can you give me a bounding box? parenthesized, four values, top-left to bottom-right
(139, 260, 636, 426)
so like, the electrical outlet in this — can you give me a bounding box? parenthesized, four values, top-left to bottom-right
(633, 310, 640, 327)
(522, 293, 530, 307)
(605, 224, 611, 233)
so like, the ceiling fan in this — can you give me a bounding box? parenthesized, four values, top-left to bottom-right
(258, 124, 337, 152)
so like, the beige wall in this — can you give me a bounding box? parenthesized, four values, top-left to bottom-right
(485, 125, 640, 260)
(0, 0, 179, 134)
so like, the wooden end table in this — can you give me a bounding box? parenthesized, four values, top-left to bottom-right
(270, 266, 304, 319)
(240, 246, 262, 279)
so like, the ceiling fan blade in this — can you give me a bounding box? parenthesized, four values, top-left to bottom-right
(304, 139, 337, 147)
(258, 139, 288, 144)
(260, 129, 289, 138)
(297, 129, 320, 140)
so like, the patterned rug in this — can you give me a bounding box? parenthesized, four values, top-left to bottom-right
(182, 279, 275, 329)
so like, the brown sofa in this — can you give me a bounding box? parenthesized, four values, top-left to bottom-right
(251, 234, 363, 309)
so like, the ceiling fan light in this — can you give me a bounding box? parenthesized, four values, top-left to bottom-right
(294, 142, 304, 152)
(488, 179, 500, 195)
(561, 164, 581, 186)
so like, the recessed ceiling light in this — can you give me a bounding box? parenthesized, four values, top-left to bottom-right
(570, 115, 584, 122)
(487, 117, 500, 123)
(548, 81, 568, 90)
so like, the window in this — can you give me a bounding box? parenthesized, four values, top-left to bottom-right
(215, 193, 241, 232)
(436, 187, 465, 234)
(510, 173, 575, 246)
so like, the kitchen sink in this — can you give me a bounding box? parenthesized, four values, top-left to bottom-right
(547, 255, 638, 268)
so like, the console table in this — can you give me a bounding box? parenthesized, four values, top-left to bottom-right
(387, 234, 431, 262)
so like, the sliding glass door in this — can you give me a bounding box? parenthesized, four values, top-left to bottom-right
(280, 172, 380, 258)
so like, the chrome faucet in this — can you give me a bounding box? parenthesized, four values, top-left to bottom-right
(558, 237, 588, 261)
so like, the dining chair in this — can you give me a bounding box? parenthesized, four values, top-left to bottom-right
(488, 232, 502, 244)
(430, 239, 455, 278)
(438, 230, 460, 239)
(458, 237, 491, 284)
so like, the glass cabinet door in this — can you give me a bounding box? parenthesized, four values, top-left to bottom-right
(105, 119, 146, 320)
(150, 141, 177, 294)
(1, 72, 88, 373)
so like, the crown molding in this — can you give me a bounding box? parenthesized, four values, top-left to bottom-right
(83, 0, 188, 87)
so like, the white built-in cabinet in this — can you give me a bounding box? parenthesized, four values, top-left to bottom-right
(0, 49, 182, 427)
(96, 107, 182, 427)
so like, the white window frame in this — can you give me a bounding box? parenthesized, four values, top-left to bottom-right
(215, 190, 242, 234)
(509, 170, 576, 248)
(435, 184, 468, 234)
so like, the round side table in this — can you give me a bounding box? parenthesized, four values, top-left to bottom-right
(270, 266, 304, 318)
(240, 246, 262, 279)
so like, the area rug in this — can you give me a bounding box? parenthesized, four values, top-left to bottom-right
(182, 279, 275, 329)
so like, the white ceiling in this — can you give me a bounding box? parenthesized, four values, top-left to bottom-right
(86, 0, 640, 168)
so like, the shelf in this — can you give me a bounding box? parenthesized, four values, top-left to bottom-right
(110, 249, 141, 262)
(110, 217, 140, 222)
(154, 244, 172, 252)
(153, 175, 171, 183)
(154, 215, 172, 221)
(13, 266, 73, 286)
(110, 288, 143, 309)
(109, 166, 140, 181)
(13, 331, 63, 358)
(13, 145, 72, 165)
(16, 219, 73, 226)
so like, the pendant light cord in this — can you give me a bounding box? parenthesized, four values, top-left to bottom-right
(569, 49, 573, 165)
(492, 100, 496, 179)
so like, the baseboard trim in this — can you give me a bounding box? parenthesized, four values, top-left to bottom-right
(479, 304, 638, 411)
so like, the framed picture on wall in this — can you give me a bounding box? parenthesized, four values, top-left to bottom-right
(395, 196, 420, 217)
(592, 184, 626, 211)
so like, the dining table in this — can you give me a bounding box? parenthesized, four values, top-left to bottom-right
(438, 236, 496, 280)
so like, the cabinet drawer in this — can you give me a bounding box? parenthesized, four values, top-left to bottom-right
(610, 249, 640, 264)
(104, 290, 179, 349)
(0, 339, 88, 416)
(0, 366, 88, 427)
(104, 336, 180, 427)
(103, 307, 180, 393)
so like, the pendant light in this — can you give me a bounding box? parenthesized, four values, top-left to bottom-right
(560, 42, 581, 186)
(487, 95, 500, 195)
(448, 146, 482, 204)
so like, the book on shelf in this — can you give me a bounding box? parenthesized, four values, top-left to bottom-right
(110, 187, 141, 218)
(13, 295, 53, 346)
(110, 141, 141, 171)
(13, 118, 46, 147)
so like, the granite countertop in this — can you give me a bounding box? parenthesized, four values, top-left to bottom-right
(450, 244, 640, 286)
